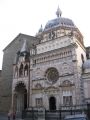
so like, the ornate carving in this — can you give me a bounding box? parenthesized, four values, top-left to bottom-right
(44, 86, 59, 94)
(35, 83, 42, 89)
(60, 80, 74, 87)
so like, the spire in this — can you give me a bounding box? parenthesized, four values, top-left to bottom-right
(20, 39, 29, 56)
(56, 6, 62, 17)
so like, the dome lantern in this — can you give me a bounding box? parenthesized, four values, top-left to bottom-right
(38, 24, 43, 33)
(56, 6, 62, 17)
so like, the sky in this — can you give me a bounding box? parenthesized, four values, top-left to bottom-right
(0, 0, 90, 69)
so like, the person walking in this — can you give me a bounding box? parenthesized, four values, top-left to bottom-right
(8, 111, 11, 120)
(12, 112, 16, 120)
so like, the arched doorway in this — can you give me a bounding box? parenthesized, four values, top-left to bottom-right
(14, 82, 27, 112)
(49, 96, 56, 110)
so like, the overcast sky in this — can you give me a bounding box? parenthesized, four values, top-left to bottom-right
(0, 0, 90, 69)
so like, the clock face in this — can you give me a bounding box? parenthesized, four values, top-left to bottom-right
(49, 31, 55, 39)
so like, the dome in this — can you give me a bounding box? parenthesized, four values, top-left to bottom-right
(83, 60, 90, 69)
(44, 17, 75, 31)
(44, 6, 75, 31)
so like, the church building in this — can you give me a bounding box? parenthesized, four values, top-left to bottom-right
(0, 7, 90, 112)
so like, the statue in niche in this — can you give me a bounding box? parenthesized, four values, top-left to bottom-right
(24, 64, 28, 76)
(19, 63, 23, 77)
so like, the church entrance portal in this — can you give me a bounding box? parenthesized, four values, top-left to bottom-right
(49, 96, 56, 110)
(14, 82, 27, 112)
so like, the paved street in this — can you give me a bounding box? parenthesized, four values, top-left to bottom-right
(0, 114, 23, 120)
(0, 114, 7, 120)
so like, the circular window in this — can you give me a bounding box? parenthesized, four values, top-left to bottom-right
(45, 67, 59, 83)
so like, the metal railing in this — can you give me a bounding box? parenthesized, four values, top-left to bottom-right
(22, 104, 90, 120)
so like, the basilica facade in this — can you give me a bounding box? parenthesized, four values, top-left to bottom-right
(1, 7, 90, 112)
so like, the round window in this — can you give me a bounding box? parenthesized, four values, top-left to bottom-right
(45, 68, 59, 83)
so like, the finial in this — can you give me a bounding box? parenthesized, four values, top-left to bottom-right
(56, 6, 62, 17)
(38, 24, 43, 33)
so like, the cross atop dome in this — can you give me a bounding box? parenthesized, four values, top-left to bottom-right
(56, 6, 62, 17)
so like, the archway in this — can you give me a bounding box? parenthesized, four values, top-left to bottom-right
(14, 82, 27, 112)
(49, 96, 56, 110)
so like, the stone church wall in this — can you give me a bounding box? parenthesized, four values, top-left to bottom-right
(0, 34, 39, 112)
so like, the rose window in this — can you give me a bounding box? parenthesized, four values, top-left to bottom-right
(45, 67, 59, 83)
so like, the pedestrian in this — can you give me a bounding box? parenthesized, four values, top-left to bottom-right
(8, 111, 11, 120)
(12, 112, 16, 120)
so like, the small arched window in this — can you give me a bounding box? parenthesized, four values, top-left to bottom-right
(24, 64, 28, 76)
(81, 54, 84, 63)
(81, 54, 85, 73)
(19, 63, 23, 77)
